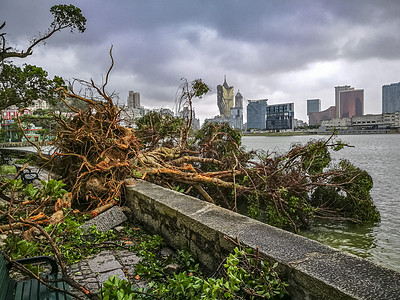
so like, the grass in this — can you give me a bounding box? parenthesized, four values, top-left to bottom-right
(0, 164, 17, 174)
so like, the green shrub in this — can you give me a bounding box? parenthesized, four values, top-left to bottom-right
(0, 165, 17, 174)
(99, 246, 288, 300)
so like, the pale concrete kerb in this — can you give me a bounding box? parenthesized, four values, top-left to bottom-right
(125, 180, 400, 300)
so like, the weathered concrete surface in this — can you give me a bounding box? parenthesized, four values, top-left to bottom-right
(80, 206, 127, 232)
(125, 180, 400, 300)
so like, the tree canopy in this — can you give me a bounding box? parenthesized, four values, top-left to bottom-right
(0, 63, 64, 110)
(0, 4, 86, 62)
(0, 5, 86, 110)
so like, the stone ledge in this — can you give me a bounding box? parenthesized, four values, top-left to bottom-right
(125, 180, 400, 300)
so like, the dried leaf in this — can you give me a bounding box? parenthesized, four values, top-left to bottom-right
(49, 210, 64, 224)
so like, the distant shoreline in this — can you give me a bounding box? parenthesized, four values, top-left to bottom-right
(242, 130, 399, 137)
(243, 132, 317, 137)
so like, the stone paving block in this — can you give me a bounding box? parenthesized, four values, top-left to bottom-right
(81, 268, 92, 275)
(85, 282, 101, 293)
(88, 253, 122, 273)
(66, 249, 156, 297)
(82, 277, 98, 283)
(97, 268, 127, 286)
(95, 250, 114, 256)
(119, 253, 141, 266)
(80, 206, 127, 232)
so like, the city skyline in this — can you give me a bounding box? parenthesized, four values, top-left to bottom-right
(3, 1, 400, 122)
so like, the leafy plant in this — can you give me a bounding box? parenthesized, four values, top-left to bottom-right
(99, 275, 136, 300)
(131, 170, 143, 179)
(301, 140, 331, 174)
(310, 159, 380, 223)
(3, 236, 40, 259)
(2, 236, 44, 274)
(137, 234, 164, 251)
(218, 247, 287, 299)
(40, 179, 67, 201)
(5, 178, 24, 192)
(20, 179, 67, 202)
(176, 249, 199, 273)
(23, 184, 40, 200)
(43, 215, 117, 264)
(163, 272, 204, 299)
(134, 250, 165, 279)
(172, 186, 185, 193)
(101, 246, 288, 300)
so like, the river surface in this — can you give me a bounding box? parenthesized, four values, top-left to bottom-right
(242, 134, 400, 272)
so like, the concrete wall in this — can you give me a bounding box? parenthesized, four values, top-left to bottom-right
(0, 141, 51, 148)
(125, 180, 400, 300)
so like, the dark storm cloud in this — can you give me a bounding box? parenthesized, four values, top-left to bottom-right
(2, 0, 400, 121)
(344, 32, 400, 60)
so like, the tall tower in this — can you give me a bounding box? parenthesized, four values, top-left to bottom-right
(127, 91, 140, 109)
(230, 91, 244, 130)
(382, 82, 400, 114)
(217, 76, 234, 117)
(235, 90, 243, 108)
(335, 86, 353, 118)
(339, 89, 364, 118)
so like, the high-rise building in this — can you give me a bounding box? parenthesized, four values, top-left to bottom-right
(382, 82, 400, 114)
(307, 99, 321, 115)
(335, 85, 354, 118)
(339, 89, 364, 118)
(217, 76, 234, 117)
(127, 91, 140, 109)
(266, 103, 295, 131)
(230, 107, 243, 130)
(207, 86, 244, 130)
(235, 90, 243, 108)
(308, 106, 336, 126)
(247, 99, 267, 130)
(230, 91, 244, 130)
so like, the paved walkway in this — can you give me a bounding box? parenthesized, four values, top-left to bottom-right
(67, 249, 147, 296)
(0, 163, 151, 297)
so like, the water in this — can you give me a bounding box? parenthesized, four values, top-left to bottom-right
(242, 134, 400, 272)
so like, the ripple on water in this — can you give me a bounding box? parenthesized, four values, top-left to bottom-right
(243, 134, 400, 272)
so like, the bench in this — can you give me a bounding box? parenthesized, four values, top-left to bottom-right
(0, 252, 71, 300)
(14, 165, 40, 184)
(18, 170, 39, 185)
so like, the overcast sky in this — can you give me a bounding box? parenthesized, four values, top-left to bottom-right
(3, 0, 400, 123)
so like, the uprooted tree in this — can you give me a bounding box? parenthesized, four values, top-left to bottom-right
(19, 50, 380, 233)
